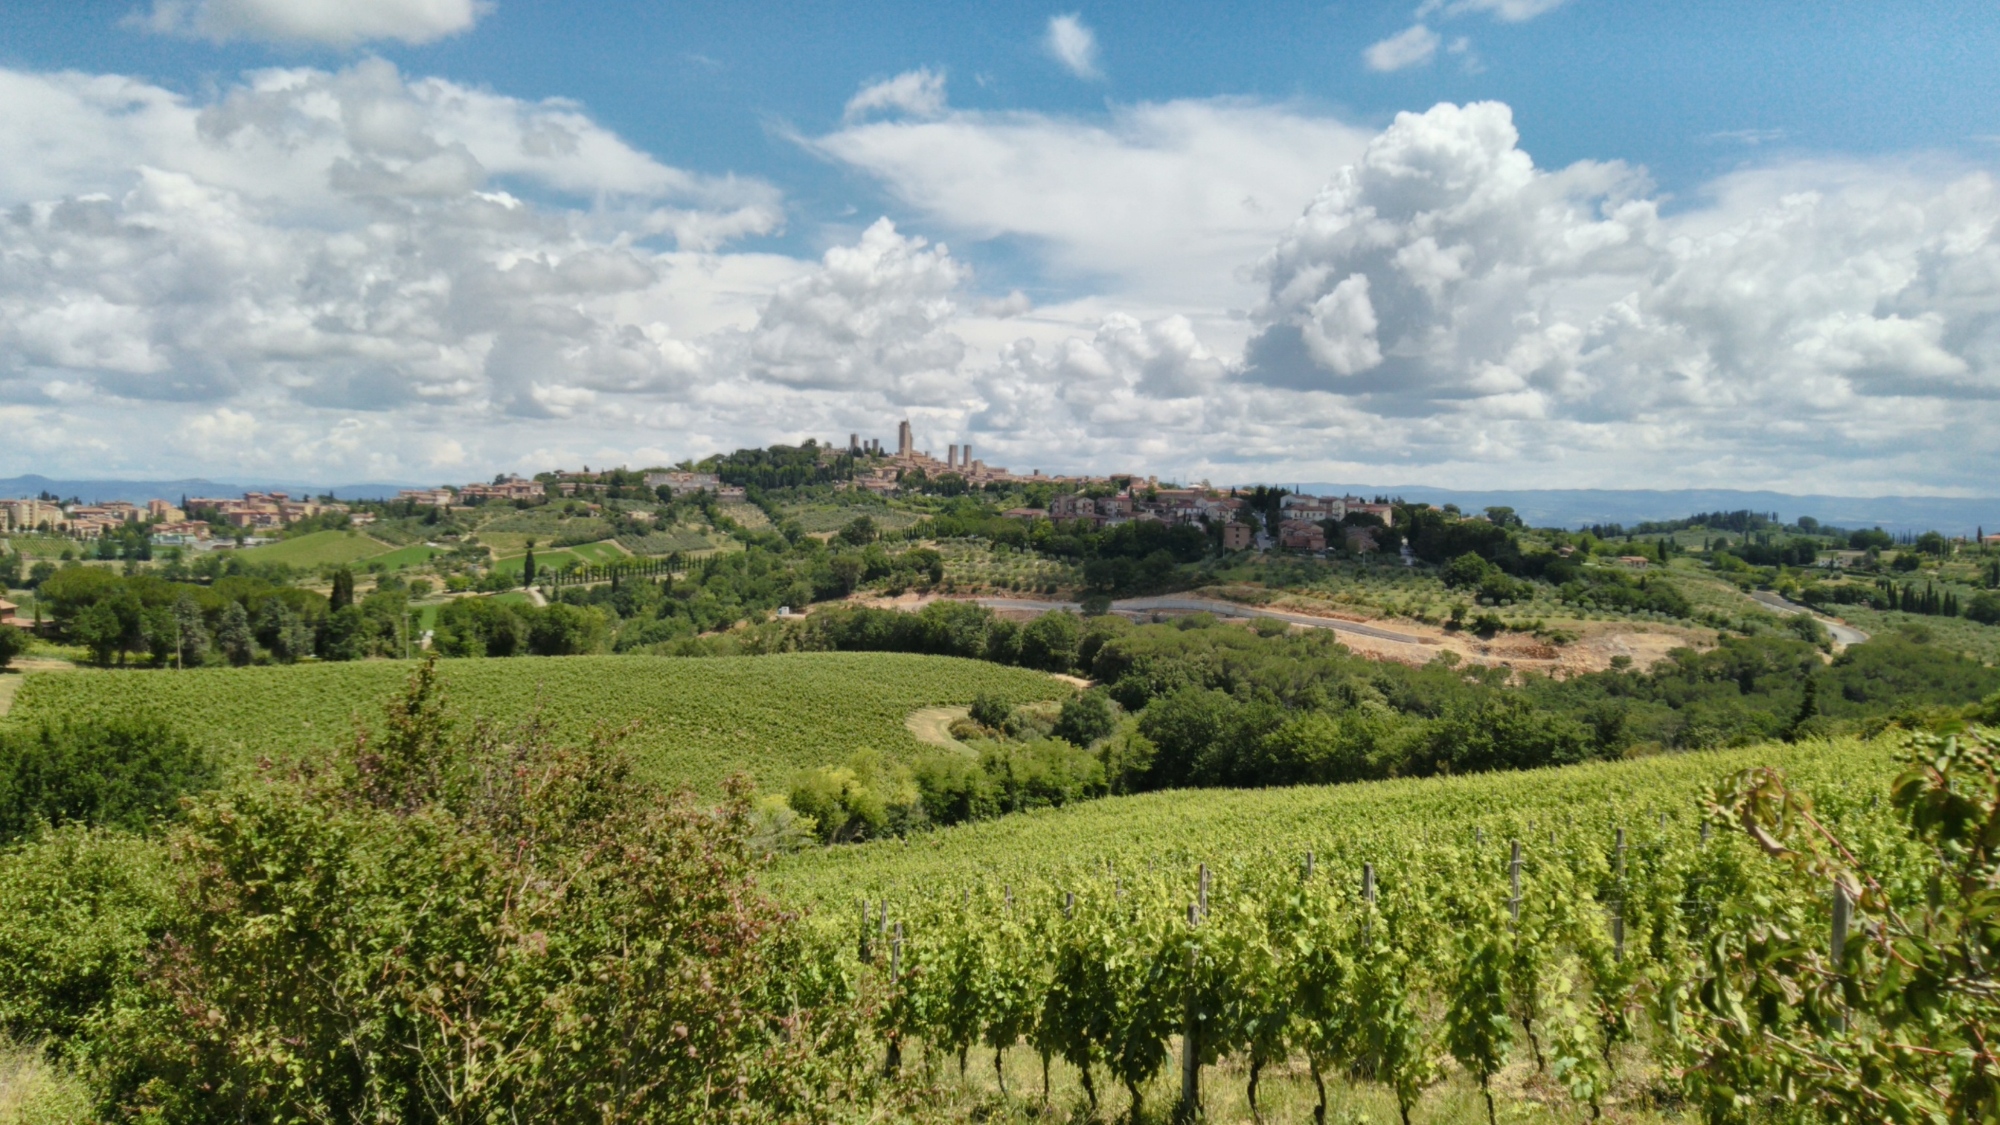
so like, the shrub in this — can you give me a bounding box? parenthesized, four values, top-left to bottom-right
(0, 624, 27, 671)
(0, 827, 168, 1047)
(0, 718, 214, 843)
(96, 660, 849, 1123)
(1053, 689, 1118, 747)
(968, 692, 1013, 730)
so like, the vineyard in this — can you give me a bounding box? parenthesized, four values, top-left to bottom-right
(0, 653, 1071, 794)
(235, 529, 393, 568)
(767, 734, 1992, 1122)
(938, 539, 1086, 594)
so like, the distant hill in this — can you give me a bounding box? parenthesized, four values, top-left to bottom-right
(1292, 484, 2000, 536)
(0, 475, 420, 505)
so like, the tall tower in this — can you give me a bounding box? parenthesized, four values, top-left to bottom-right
(897, 419, 913, 458)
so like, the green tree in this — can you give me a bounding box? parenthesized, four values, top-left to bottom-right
(320, 604, 369, 661)
(0, 623, 26, 671)
(171, 594, 209, 667)
(329, 566, 356, 611)
(215, 601, 255, 666)
(1054, 689, 1117, 747)
(968, 692, 1013, 730)
(1018, 610, 1081, 673)
(74, 592, 144, 665)
(527, 602, 605, 655)
(838, 516, 879, 546)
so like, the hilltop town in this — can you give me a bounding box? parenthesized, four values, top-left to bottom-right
(0, 420, 1395, 557)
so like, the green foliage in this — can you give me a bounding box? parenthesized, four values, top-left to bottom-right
(0, 717, 215, 842)
(967, 691, 1012, 730)
(0, 827, 168, 1048)
(1677, 730, 2000, 1121)
(912, 738, 1107, 827)
(0, 623, 27, 670)
(84, 662, 851, 1124)
(789, 750, 921, 843)
(1054, 689, 1118, 747)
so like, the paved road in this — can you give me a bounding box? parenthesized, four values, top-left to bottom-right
(1747, 591, 1870, 646)
(972, 595, 1431, 646)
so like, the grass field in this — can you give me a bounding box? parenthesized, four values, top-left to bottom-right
(367, 543, 443, 571)
(236, 530, 391, 568)
(490, 548, 581, 578)
(1, 653, 1073, 795)
(566, 540, 628, 564)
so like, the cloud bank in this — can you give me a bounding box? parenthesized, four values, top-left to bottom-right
(1, 58, 1995, 495)
(139, 0, 489, 47)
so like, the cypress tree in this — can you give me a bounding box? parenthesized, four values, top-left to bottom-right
(330, 567, 355, 612)
(523, 545, 537, 588)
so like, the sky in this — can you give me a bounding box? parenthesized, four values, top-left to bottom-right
(2, 0, 1998, 493)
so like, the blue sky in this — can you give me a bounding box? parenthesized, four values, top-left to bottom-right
(2, 0, 1997, 492)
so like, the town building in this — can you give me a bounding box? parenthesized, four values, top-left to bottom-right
(397, 488, 456, 509)
(1222, 522, 1255, 550)
(643, 471, 721, 496)
(1, 499, 65, 533)
(1279, 519, 1327, 552)
(458, 475, 545, 503)
(181, 492, 347, 528)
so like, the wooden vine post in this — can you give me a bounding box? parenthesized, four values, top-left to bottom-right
(1830, 879, 1852, 1032)
(1508, 839, 1523, 928)
(1180, 900, 1201, 1124)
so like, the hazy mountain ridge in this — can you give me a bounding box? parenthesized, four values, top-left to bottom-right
(0, 475, 419, 505)
(1293, 484, 2000, 535)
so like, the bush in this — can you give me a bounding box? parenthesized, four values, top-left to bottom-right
(0, 625, 27, 671)
(1053, 689, 1118, 747)
(0, 718, 215, 843)
(0, 826, 168, 1047)
(787, 750, 921, 843)
(968, 692, 1013, 730)
(95, 661, 847, 1123)
(1017, 610, 1082, 673)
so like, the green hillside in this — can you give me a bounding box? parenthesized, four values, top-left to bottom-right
(235, 529, 391, 567)
(369, 542, 443, 570)
(771, 734, 1898, 907)
(2, 653, 1070, 794)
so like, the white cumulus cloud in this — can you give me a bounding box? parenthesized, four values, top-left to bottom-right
(1045, 14, 1103, 80)
(1237, 100, 2000, 490)
(139, 0, 489, 47)
(812, 99, 1371, 315)
(738, 218, 969, 402)
(844, 68, 949, 123)
(1364, 25, 1442, 72)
